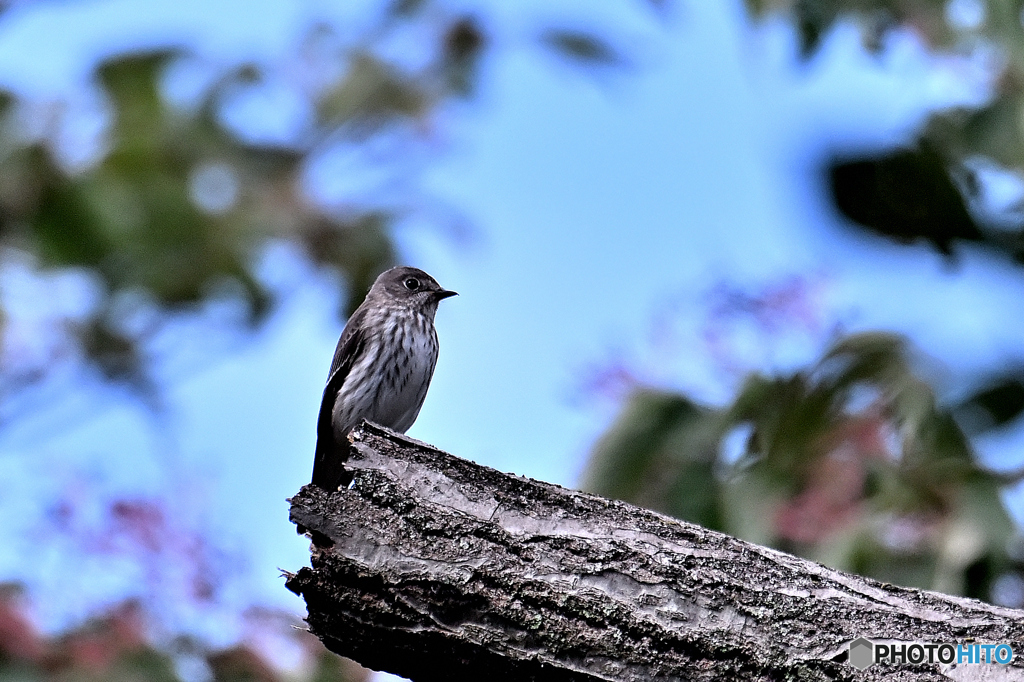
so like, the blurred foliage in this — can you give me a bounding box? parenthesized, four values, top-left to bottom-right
(0, 585, 369, 682)
(0, 2, 486, 674)
(598, 0, 1024, 603)
(540, 29, 625, 67)
(956, 370, 1024, 432)
(584, 332, 1024, 603)
(0, 2, 659, 677)
(0, 0, 642, 402)
(828, 141, 987, 256)
(0, 2, 485, 395)
(747, 0, 1024, 265)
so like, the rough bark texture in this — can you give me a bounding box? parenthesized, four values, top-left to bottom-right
(286, 422, 1024, 681)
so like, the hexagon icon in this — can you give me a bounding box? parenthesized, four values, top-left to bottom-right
(849, 638, 874, 670)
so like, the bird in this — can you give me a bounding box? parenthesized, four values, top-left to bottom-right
(311, 266, 457, 490)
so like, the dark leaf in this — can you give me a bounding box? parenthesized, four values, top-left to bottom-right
(387, 0, 426, 17)
(956, 375, 1024, 433)
(541, 30, 623, 67)
(443, 18, 485, 95)
(79, 317, 147, 390)
(827, 143, 983, 256)
(794, 0, 842, 58)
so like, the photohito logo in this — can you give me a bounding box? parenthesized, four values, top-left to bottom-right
(847, 638, 1014, 670)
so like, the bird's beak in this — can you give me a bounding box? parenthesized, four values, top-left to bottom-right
(435, 289, 458, 300)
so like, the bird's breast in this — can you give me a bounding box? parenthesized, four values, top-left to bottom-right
(333, 309, 439, 438)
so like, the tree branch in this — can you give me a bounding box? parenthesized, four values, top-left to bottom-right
(285, 422, 1024, 681)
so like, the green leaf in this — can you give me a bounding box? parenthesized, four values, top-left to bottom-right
(317, 53, 426, 127)
(581, 389, 725, 529)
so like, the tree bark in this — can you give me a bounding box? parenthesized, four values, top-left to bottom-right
(285, 422, 1024, 681)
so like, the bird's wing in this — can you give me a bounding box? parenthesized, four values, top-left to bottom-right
(311, 311, 368, 490)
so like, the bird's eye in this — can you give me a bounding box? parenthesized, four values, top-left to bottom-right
(404, 277, 421, 291)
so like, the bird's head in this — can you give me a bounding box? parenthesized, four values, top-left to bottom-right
(369, 266, 458, 313)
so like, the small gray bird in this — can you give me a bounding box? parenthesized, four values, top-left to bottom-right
(311, 266, 457, 490)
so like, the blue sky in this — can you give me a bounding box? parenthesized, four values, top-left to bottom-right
(0, 0, 1023, 671)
